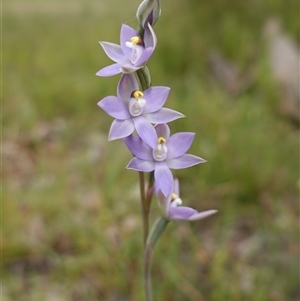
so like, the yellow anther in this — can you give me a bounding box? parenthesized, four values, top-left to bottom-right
(172, 193, 178, 200)
(132, 90, 144, 99)
(131, 36, 143, 45)
(157, 137, 166, 144)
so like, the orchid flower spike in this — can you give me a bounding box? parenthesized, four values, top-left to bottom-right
(124, 124, 206, 197)
(96, 23, 157, 77)
(98, 74, 183, 144)
(157, 178, 217, 221)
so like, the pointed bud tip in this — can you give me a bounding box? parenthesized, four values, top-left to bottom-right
(136, 0, 161, 28)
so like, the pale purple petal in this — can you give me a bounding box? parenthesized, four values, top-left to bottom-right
(99, 42, 125, 63)
(131, 45, 145, 64)
(96, 63, 121, 77)
(121, 65, 141, 74)
(124, 135, 153, 160)
(173, 178, 180, 196)
(142, 86, 171, 114)
(187, 210, 218, 221)
(166, 154, 206, 169)
(144, 108, 184, 124)
(98, 96, 130, 119)
(168, 207, 217, 221)
(168, 206, 198, 220)
(166, 133, 195, 159)
(143, 23, 157, 49)
(117, 74, 139, 101)
(157, 191, 171, 217)
(108, 119, 134, 140)
(154, 161, 173, 197)
(134, 47, 154, 66)
(126, 157, 155, 172)
(133, 116, 157, 148)
(155, 124, 170, 140)
(120, 24, 140, 60)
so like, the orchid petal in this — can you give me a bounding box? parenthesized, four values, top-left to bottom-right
(157, 191, 171, 218)
(120, 24, 140, 60)
(144, 23, 157, 49)
(134, 47, 154, 66)
(126, 157, 155, 172)
(121, 64, 141, 74)
(187, 209, 218, 221)
(166, 154, 206, 169)
(142, 86, 171, 114)
(155, 124, 170, 140)
(96, 63, 121, 77)
(168, 206, 197, 220)
(144, 108, 184, 124)
(117, 74, 139, 101)
(133, 117, 157, 148)
(173, 178, 180, 196)
(166, 132, 195, 159)
(168, 207, 217, 221)
(98, 96, 130, 120)
(131, 45, 145, 64)
(108, 119, 134, 141)
(154, 161, 173, 197)
(99, 42, 125, 63)
(124, 135, 153, 160)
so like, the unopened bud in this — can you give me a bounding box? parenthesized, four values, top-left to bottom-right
(136, 0, 161, 28)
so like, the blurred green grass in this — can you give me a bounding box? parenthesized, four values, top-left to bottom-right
(3, 0, 299, 300)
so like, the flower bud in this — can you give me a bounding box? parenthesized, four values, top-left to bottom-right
(136, 0, 161, 28)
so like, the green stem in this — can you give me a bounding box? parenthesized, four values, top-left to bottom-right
(145, 171, 154, 214)
(136, 67, 151, 91)
(133, 34, 156, 300)
(144, 216, 169, 301)
(139, 171, 155, 246)
(144, 243, 153, 301)
(135, 62, 152, 248)
(139, 171, 149, 246)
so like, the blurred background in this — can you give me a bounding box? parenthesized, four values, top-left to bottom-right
(3, 0, 299, 300)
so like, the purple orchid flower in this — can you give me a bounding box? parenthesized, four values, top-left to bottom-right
(157, 178, 217, 221)
(124, 124, 206, 197)
(98, 74, 184, 146)
(96, 23, 157, 77)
